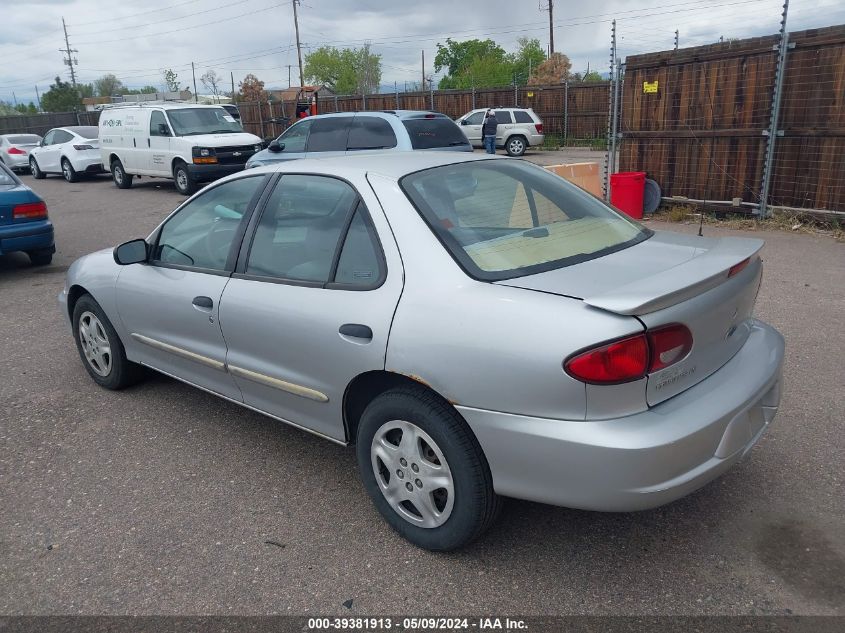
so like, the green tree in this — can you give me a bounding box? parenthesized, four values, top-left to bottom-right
(13, 102, 38, 114)
(40, 76, 82, 112)
(123, 86, 159, 95)
(304, 45, 382, 94)
(513, 38, 546, 85)
(162, 68, 181, 92)
(434, 38, 515, 89)
(583, 70, 603, 81)
(94, 73, 124, 97)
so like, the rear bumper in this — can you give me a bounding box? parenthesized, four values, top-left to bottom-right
(0, 220, 55, 255)
(186, 162, 245, 182)
(71, 154, 105, 173)
(4, 154, 30, 169)
(458, 319, 784, 511)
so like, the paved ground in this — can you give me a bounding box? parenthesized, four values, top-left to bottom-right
(1, 159, 843, 616)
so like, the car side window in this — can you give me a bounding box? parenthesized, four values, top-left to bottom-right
(53, 130, 72, 144)
(464, 112, 484, 125)
(513, 110, 534, 123)
(152, 176, 265, 271)
(278, 119, 312, 153)
(494, 110, 513, 124)
(347, 117, 397, 150)
(42, 131, 55, 145)
(306, 117, 353, 152)
(245, 175, 359, 283)
(150, 111, 170, 136)
(333, 207, 382, 286)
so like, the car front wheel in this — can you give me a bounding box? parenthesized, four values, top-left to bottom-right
(356, 385, 501, 551)
(173, 161, 197, 196)
(72, 294, 144, 390)
(30, 157, 45, 179)
(506, 135, 527, 157)
(111, 159, 133, 189)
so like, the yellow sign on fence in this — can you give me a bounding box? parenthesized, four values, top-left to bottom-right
(643, 81, 659, 94)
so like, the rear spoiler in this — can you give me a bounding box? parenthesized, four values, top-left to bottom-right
(584, 237, 764, 315)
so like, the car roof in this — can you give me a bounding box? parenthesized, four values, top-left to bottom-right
(102, 102, 226, 111)
(292, 110, 448, 121)
(247, 151, 503, 181)
(50, 126, 98, 136)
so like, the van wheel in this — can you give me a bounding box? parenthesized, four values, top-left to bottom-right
(506, 135, 527, 157)
(62, 158, 79, 183)
(173, 161, 197, 196)
(30, 157, 46, 179)
(111, 159, 133, 189)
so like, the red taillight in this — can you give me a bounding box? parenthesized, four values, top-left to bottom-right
(647, 324, 693, 372)
(565, 324, 693, 384)
(564, 334, 649, 384)
(535, 123, 543, 134)
(13, 201, 48, 219)
(728, 257, 750, 278)
(73, 144, 94, 151)
(8, 147, 26, 155)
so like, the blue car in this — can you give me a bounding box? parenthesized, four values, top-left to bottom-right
(0, 161, 55, 266)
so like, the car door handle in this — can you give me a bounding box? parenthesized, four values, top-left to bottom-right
(339, 324, 373, 340)
(192, 296, 214, 309)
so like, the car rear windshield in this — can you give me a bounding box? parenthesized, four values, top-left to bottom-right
(402, 118, 470, 149)
(7, 135, 41, 144)
(67, 126, 99, 140)
(400, 160, 651, 281)
(166, 108, 242, 136)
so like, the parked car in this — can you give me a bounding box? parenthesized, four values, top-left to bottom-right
(29, 126, 103, 182)
(0, 161, 55, 266)
(59, 153, 784, 551)
(455, 107, 545, 156)
(246, 111, 472, 169)
(98, 103, 262, 195)
(0, 133, 42, 173)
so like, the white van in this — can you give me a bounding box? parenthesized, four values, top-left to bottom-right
(98, 103, 263, 195)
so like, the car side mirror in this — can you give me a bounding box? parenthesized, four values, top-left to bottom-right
(113, 239, 148, 265)
(268, 140, 284, 152)
(158, 123, 170, 136)
(461, 119, 469, 125)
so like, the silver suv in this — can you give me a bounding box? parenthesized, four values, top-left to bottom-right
(455, 107, 544, 156)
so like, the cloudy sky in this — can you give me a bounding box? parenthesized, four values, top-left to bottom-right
(1, 0, 843, 105)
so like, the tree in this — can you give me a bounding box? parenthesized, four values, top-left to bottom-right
(40, 76, 82, 112)
(435, 38, 512, 89)
(513, 38, 546, 85)
(527, 52, 572, 85)
(14, 102, 38, 114)
(582, 70, 603, 82)
(78, 83, 95, 99)
(162, 68, 181, 92)
(94, 73, 124, 97)
(200, 69, 222, 101)
(238, 73, 266, 102)
(304, 45, 382, 94)
(123, 86, 159, 95)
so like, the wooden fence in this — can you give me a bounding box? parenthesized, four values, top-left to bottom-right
(0, 111, 99, 137)
(619, 24, 845, 212)
(236, 82, 610, 143)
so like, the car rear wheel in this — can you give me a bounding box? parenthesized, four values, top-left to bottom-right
(62, 158, 79, 183)
(506, 135, 527, 157)
(72, 294, 145, 390)
(173, 161, 197, 196)
(27, 250, 52, 266)
(356, 385, 501, 551)
(30, 157, 45, 179)
(111, 159, 133, 189)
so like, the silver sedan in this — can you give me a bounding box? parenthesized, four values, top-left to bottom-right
(59, 153, 785, 551)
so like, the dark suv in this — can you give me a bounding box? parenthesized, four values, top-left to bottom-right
(246, 111, 472, 168)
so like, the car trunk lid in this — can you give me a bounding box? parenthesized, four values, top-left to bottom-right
(497, 230, 764, 405)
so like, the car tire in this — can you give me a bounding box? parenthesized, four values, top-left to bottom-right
(356, 385, 501, 551)
(173, 161, 197, 196)
(506, 135, 527, 157)
(111, 158, 133, 189)
(27, 250, 53, 266)
(30, 157, 46, 179)
(72, 294, 145, 390)
(61, 158, 79, 183)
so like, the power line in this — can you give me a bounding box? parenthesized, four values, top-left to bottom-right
(70, 0, 205, 27)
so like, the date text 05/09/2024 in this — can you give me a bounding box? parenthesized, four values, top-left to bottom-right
(307, 617, 529, 630)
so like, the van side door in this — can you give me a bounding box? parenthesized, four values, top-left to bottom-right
(146, 110, 173, 176)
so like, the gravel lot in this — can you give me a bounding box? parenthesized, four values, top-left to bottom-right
(1, 154, 843, 616)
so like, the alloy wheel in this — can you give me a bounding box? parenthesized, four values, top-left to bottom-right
(370, 419, 454, 528)
(78, 311, 112, 377)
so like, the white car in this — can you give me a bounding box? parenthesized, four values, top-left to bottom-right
(0, 134, 42, 173)
(456, 107, 545, 156)
(29, 126, 104, 182)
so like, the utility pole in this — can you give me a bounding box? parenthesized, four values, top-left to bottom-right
(12, 92, 18, 107)
(674, 30, 679, 50)
(547, 0, 554, 56)
(231, 71, 235, 102)
(35, 85, 41, 111)
(292, 0, 305, 88)
(60, 17, 78, 88)
(285, 65, 293, 88)
(422, 50, 426, 92)
(191, 62, 198, 103)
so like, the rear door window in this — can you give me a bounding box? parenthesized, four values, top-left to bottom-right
(401, 118, 469, 149)
(494, 111, 513, 124)
(306, 117, 353, 152)
(347, 117, 397, 150)
(513, 111, 534, 123)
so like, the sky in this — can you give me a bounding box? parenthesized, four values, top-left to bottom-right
(1, 0, 843, 106)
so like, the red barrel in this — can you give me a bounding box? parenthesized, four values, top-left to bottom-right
(610, 172, 646, 219)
